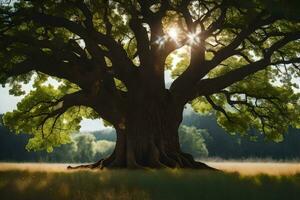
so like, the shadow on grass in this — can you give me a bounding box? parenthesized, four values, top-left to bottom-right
(0, 170, 300, 200)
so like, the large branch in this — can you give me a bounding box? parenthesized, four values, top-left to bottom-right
(12, 7, 136, 88)
(27, 88, 123, 135)
(170, 11, 279, 106)
(204, 14, 277, 74)
(131, 0, 171, 86)
(3, 44, 95, 90)
(197, 1, 227, 40)
(194, 59, 270, 97)
(129, 1, 151, 63)
(89, 31, 138, 88)
(190, 33, 300, 100)
(34, 89, 121, 135)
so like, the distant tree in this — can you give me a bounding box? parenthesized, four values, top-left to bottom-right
(1, 0, 300, 169)
(91, 129, 116, 141)
(72, 133, 115, 162)
(72, 134, 96, 162)
(93, 139, 115, 159)
(179, 125, 208, 159)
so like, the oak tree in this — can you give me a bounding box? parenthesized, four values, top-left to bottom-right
(1, 0, 300, 169)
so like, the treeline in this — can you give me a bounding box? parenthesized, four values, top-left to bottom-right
(0, 113, 300, 162)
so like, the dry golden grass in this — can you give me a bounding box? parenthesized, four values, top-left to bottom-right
(0, 162, 300, 175)
(208, 162, 300, 175)
(0, 163, 69, 172)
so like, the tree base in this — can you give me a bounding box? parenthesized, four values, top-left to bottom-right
(67, 152, 220, 171)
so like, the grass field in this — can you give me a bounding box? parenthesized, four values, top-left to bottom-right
(1, 162, 300, 200)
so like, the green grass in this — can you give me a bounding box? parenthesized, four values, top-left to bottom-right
(1, 169, 300, 200)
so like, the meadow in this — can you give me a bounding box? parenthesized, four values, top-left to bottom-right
(1, 162, 300, 200)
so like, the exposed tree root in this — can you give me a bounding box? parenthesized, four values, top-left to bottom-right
(180, 152, 220, 171)
(67, 159, 104, 170)
(67, 152, 116, 169)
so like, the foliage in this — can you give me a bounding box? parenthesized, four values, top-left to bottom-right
(0, 0, 300, 154)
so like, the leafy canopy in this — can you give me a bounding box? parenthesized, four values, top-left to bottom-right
(0, 0, 300, 151)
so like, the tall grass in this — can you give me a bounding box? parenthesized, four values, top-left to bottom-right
(1, 166, 300, 200)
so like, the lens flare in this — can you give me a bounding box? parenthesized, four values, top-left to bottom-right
(187, 32, 200, 45)
(168, 28, 178, 40)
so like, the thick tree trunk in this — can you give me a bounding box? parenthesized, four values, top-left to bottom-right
(68, 91, 215, 170)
